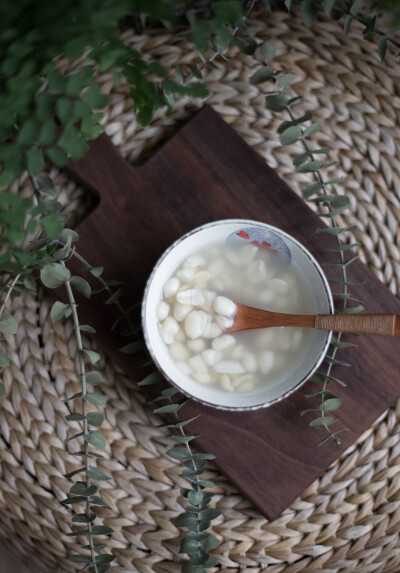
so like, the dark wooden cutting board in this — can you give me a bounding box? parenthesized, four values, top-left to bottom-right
(64, 106, 400, 520)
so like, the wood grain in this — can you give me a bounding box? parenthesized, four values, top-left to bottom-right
(230, 304, 399, 336)
(63, 106, 400, 520)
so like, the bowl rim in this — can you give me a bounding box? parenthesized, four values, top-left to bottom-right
(142, 219, 334, 411)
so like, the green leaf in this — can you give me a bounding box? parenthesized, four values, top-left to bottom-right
(84, 350, 101, 364)
(46, 146, 68, 167)
(41, 213, 64, 239)
(317, 224, 357, 235)
(65, 413, 85, 422)
(296, 160, 323, 173)
(188, 490, 204, 505)
(214, 1, 243, 24)
(175, 513, 199, 529)
(154, 403, 181, 414)
(171, 434, 199, 444)
(72, 513, 97, 524)
(266, 94, 288, 111)
(303, 183, 324, 197)
(79, 325, 96, 333)
(91, 525, 114, 535)
(56, 97, 73, 123)
(84, 431, 106, 450)
(82, 83, 108, 109)
(321, 398, 342, 412)
(280, 126, 302, 145)
(303, 123, 322, 138)
(0, 383, 6, 397)
(86, 372, 102, 385)
(138, 372, 163, 386)
(119, 341, 143, 354)
(322, 0, 334, 15)
(62, 496, 87, 505)
(338, 305, 365, 314)
(85, 393, 106, 407)
(26, 147, 44, 172)
(86, 467, 110, 481)
(260, 41, 276, 62)
(250, 66, 275, 84)
(89, 266, 104, 277)
(87, 412, 105, 427)
(69, 556, 91, 564)
(167, 446, 190, 460)
(309, 416, 336, 428)
(196, 479, 216, 488)
(70, 276, 91, 298)
(350, 0, 363, 16)
(187, 63, 202, 79)
(105, 288, 123, 305)
(95, 554, 115, 564)
(276, 73, 292, 88)
(284, 0, 291, 9)
(58, 124, 89, 158)
(40, 263, 71, 288)
(378, 36, 387, 62)
(301, 0, 317, 27)
(203, 533, 220, 550)
(344, 14, 352, 36)
(0, 313, 18, 335)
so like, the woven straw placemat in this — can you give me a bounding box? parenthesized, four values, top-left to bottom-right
(3, 7, 400, 573)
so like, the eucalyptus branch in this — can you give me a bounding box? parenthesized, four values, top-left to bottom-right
(60, 246, 220, 569)
(38, 258, 114, 573)
(251, 58, 363, 443)
(63, 270, 98, 573)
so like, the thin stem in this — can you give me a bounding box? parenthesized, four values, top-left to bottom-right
(63, 265, 99, 573)
(28, 170, 45, 207)
(0, 274, 21, 318)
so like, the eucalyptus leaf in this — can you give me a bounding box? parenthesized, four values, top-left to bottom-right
(86, 371, 102, 385)
(119, 341, 143, 354)
(87, 467, 111, 481)
(250, 66, 275, 84)
(167, 446, 190, 460)
(87, 412, 105, 427)
(85, 393, 106, 408)
(260, 41, 276, 62)
(280, 125, 302, 145)
(70, 276, 91, 298)
(0, 383, 6, 397)
(40, 263, 71, 288)
(303, 123, 322, 137)
(0, 312, 18, 335)
(296, 160, 323, 173)
(72, 513, 97, 524)
(378, 36, 387, 62)
(188, 490, 204, 505)
(309, 416, 336, 428)
(266, 94, 289, 111)
(51, 301, 70, 323)
(154, 403, 181, 414)
(84, 349, 101, 364)
(91, 525, 114, 535)
(276, 73, 292, 88)
(321, 398, 342, 412)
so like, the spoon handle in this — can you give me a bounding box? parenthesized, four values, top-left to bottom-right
(315, 313, 399, 336)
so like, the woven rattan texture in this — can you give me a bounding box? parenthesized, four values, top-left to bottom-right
(3, 8, 400, 573)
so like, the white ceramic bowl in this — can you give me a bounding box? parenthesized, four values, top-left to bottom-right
(142, 219, 333, 411)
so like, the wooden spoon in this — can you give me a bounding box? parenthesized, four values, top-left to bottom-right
(228, 303, 400, 336)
